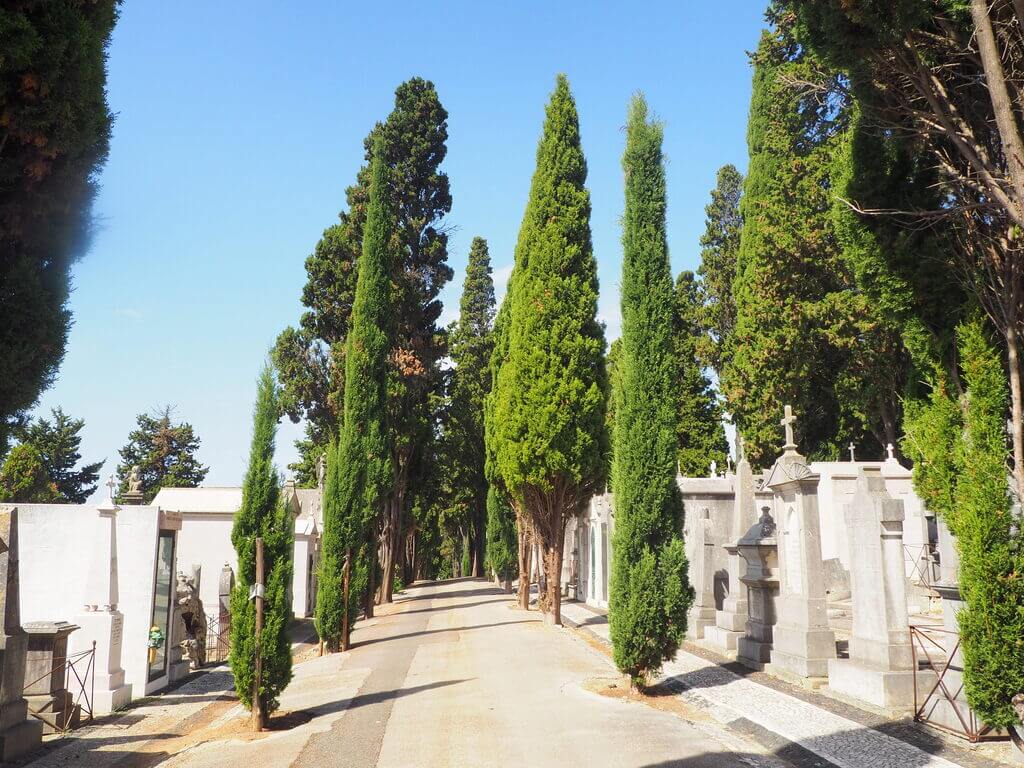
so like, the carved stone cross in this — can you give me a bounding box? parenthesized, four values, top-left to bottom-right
(848, 442, 856, 462)
(781, 405, 797, 449)
(886, 443, 896, 460)
(106, 474, 116, 502)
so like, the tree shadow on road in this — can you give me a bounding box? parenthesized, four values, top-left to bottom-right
(353, 620, 533, 649)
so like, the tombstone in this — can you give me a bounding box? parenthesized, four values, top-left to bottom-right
(736, 505, 780, 666)
(827, 468, 918, 709)
(704, 447, 757, 652)
(73, 484, 132, 713)
(685, 508, 717, 639)
(177, 566, 207, 669)
(0, 507, 43, 759)
(23, 621, 80, 733)
(765, 406, 837, 682)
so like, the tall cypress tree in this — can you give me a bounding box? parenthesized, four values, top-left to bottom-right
(674, 271, 729, 476)
(446, 237, 496, 576)
(493, 75, 607, 626)
(316, 134, 394, 650)
(695, 164, 743, 378)
(609, 95, 692, 685)
(229, 364, 294, 726)
(720, 29, 860, 467)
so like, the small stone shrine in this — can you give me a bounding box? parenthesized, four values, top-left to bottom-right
(735, 505, 780, 666)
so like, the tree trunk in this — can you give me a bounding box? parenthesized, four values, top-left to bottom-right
(971, 0, 1024, 224)
(516, 511, 532, 610)
(365, 545, 376, 619)
(473, 497, 486, 578)
(341, 552, 351, 652)
(542, 541, 563, 626)
(1006, 323, 1024, 503)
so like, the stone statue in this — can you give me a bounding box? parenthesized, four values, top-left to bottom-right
(316, 454, 326, 489)
(128, 466, 142, 494)
(175, 566, 207, 669)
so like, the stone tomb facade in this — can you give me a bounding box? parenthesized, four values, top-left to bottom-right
(152, 482, 320, 626)
(16, 499, 180, 707)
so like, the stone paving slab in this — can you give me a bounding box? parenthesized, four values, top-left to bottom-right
(558, 600, 971, 768)
(19, 666, 236, 767)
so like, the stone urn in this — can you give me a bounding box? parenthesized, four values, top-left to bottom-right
(734, 506, 780, 667)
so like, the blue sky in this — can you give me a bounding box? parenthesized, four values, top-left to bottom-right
(35, 1, 766, 499)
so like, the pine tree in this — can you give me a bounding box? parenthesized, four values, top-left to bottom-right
(316, 134, 394, 651)
(446, 237, 496, 576)
(695, 165, 743, 377)
(609, 95, 692, 685)
(674, 272, 729, 476)
(16, 407, 103, 502)
(0, 444, 60, 503)
(116, 407, 209, 502)
(493, 75, 608, 626)
(229, 364, 294, 725)
(0, 3, 119, 454)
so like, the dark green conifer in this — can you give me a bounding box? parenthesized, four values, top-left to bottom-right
(316, 134, 394, 650)
(609, 95, 692, 685)
(229, 364, 294, 725)
(674, 272, 729, 476)
(492, 75, 607, 626)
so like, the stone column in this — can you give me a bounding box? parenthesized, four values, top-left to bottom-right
(73, 492, 132, 714)
(685, 508, 717, 640)
(0, 506, 43, 760)
(827, 468, 918, 709)
(765, 407, 836, 682)
(705, 452, 757, 652)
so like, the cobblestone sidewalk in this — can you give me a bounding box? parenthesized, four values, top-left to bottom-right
(559, 600, 1010, 768)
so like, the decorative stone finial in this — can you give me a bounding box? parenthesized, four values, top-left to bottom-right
(709, 460, 718, 478)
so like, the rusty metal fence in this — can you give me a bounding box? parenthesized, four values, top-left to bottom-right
(910, 625, 998, 743)
(24, 642, 95, 736)
(904, 543, 939, 590)
(204, 615, 230, 664)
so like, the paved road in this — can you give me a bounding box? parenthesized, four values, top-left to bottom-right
(293, 578, 774, 768)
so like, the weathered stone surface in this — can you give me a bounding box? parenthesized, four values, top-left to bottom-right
(0, 506, 43, 757)
(685, 508, 717, 640)
(764, 409, 836, 681)
(827, 469, 925, 710)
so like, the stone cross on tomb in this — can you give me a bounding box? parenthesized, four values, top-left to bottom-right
(106, 475, 116, 503)
(886, 443, 896, 460)
(848, 443, 856, 462)
(781, 405, 797, 451)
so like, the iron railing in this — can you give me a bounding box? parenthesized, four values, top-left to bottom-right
(204, 615, 230, 664)
(904, 543, 939, 590)
(910, 625, 997, 743)
(23, 642, 95, 736)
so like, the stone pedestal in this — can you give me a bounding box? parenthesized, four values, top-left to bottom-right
(736, 507, 780, 666)
(764, 422, 836, 682)
(0, 507, 43, 760)
(73, 498, 131, 714)
(24, 621, 80, 733)
(706, 454, 758, 653)
(828, 468, 919, 709)
(686, 509, 717, 640)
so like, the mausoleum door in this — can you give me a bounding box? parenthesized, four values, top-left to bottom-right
(148, 531, 176, 682)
